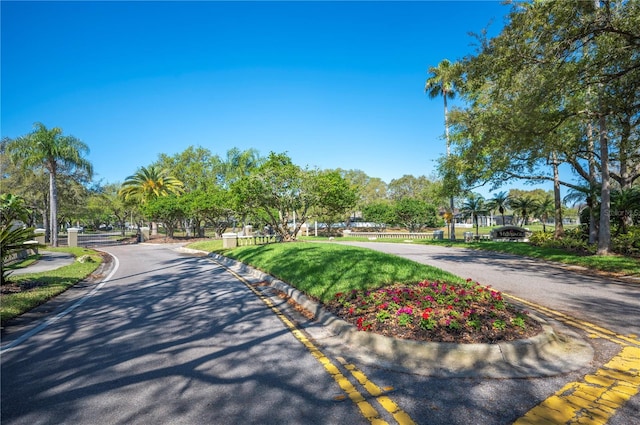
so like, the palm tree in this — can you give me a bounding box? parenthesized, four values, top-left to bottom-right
(509, 196, 538, 226)
(611, 187, 640, 235)
(218, 148, 263, 189)
(425, 59, 461, 240)
(119, 165, 183, 203)
(564, 183, 600, 244)
(6, 123, 93, 246)
(487, 191, 510, 226)
(534, 194, 555, 233)
(119, 166, 184, 235)
(460, 194, 486, 236)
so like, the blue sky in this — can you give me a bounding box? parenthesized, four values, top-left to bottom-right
(2, 1, 535, 197)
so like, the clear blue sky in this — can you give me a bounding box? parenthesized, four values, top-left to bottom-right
(2, 0, 537, 197)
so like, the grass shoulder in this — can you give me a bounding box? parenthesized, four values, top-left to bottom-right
(1, 247, 103, 324)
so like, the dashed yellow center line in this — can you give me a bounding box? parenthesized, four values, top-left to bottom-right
(505, 294, 640, 425)
(213, 259, 416, 425)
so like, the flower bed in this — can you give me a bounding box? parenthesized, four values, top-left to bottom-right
(325, 279, 542, 343)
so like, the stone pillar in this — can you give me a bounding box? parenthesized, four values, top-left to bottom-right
(34, 228, 46, 245)
(222, 233, 238, 249)
(141, 227, 150, 241)
(68, 228, 79, 247)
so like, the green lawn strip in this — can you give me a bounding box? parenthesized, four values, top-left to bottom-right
(420, 240, 640, 276)
(224, 242, 466, 303)
(300, 236, 640, 276)
(1, 248, 102, 323)
(186, 239, 224, 253)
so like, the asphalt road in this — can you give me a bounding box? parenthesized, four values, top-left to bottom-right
(1, 244, 366, 425)
(2, 242, 639, 424)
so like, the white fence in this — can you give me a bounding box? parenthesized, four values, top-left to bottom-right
(237, 234, 282, 246)
(344, 231, 444, 240)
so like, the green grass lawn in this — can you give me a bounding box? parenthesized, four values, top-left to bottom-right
(420, 240, 640, 276)
(186, 239, 224, 253)
(223, 243, 466, 303)
(1, 247, 102, 323)
(298, 235, 640, 277)
(188, 231, 640, 277)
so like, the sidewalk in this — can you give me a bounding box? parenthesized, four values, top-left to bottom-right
(9, 251, 75, 275)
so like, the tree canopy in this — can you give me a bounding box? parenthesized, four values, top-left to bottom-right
(439, 0, 640, 253)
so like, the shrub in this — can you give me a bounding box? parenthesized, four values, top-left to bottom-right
(529, 228, 595, 255)
(612, 227, 640, 257)
(529, 231, 553, 246)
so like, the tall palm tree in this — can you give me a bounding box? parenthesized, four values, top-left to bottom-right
(6, 123, 92, 246)
(425, 59, 461, 240)
(119, 166, 183, 235)
(487, 191, 510, 226)
(460, 194, 486, 236)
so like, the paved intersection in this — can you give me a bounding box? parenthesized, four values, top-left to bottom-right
(2, 242, 639, 424)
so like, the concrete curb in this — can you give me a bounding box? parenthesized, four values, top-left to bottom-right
(206, 252, 594, 378)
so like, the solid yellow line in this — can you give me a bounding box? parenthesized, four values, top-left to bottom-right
(504, 293, 640, 347)
(505, 292, 640, 425)
(213, 260, 390, 425)
(514, 346, 640, 425)
(338, 358, 417, 425)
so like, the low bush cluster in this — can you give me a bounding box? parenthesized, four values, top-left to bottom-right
(612, 226, 640, 257)
(529, 229, 595, 255)
(530, 226, 640, 257)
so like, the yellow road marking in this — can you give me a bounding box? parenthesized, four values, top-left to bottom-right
(336, 357, 417, 425)
(514, 346, 640, 425)
(506, 295, 640, 424)
(213, 259, 417, 425)
(504, 294, 640, 347)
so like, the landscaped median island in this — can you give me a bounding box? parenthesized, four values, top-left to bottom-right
(222, 242, 542, 344)
(0, 247, 103, 324)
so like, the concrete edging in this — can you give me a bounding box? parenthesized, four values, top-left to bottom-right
(208, 252, 594, 378)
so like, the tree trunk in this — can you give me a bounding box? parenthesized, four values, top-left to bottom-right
(597, 112, 611, 255)
(450, 197, 456, 240)
(587, 120, 599, 244)
(552, 152, 565, 239)
(42, 207, 50, 244)
(444, 93, 456, 241)
(49, 171, 58, 247)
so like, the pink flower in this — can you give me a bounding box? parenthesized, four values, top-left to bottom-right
(397, 306, 413, 315)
